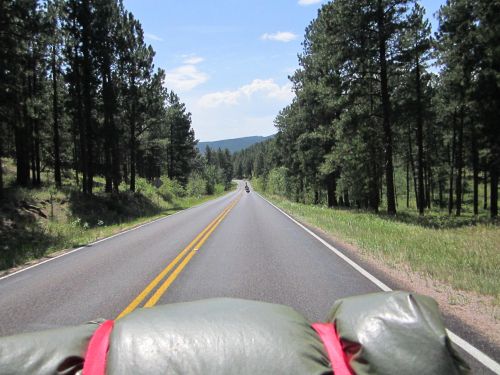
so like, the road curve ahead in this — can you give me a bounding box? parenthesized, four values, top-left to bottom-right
(0, 181, 498, 374)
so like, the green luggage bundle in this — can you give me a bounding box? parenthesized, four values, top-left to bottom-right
(0, 292, 469, 374)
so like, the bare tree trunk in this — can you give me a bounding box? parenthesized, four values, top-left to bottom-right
(491, 167, 498, 218)
(344, 189, 350, 207)
(129, 77, 137, 192)
(448, 111, 457, 215)
(415, 58, 425, 215)
(483, 170, 487, 210)
(30, 119, 36, 185)
(52, 43, 61, 188)
(425, 161, 431, 209)
(472, 130, 479, 215)
(15, 95, 31, 186)
(82, 0, 93, 195)
(455, 105, 464, 216)
(406, 158, 410, 208)
(0, 140, 3, 199)
(377, 0, 396, 215)
(34, 118, 41, 185)
(408, 123, 419, 207)
(326, 173, 337, 208)
(439, 177, 444, 208)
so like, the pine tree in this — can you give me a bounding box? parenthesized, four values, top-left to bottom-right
(398, 2, 433, 214)
(166, 93, 197, 185)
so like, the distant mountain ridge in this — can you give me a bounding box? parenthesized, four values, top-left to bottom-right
(197, 135, 274, 154)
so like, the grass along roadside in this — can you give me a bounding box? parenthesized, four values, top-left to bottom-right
(0, 177, 235, 273)
(258, 192, 500, 308)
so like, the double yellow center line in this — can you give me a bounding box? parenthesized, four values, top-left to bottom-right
(116, 194, 241, 319)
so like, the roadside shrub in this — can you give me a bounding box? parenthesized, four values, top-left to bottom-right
(158, 177, 185, 202)
(134, 178, 157, 201)
(187, 174, 207, 197)
(204, 165, 218, 195)
(252, 176, 267, 192)
(214, 183, 225, 194)
(266, 167, 288, 196)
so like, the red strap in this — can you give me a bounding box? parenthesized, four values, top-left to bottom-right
(82, 320, 114, 375)
(312, 322, 353, 375)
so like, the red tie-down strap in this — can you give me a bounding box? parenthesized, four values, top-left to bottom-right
(82, 320, 114, 375)
(312, 322, 353, 375)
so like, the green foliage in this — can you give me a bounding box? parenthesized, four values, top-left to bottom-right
(251, 176, 267, 193)
(234, 0, 499, 218)
(166, 92, 198, 186)
(214, 183, 225, 195)
(0, 0, 198, 197)
(158, 177, 185, 202)
(266, 167, 288, 196)
(186, 173, 207, 197)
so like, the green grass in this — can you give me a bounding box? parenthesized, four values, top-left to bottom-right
(258, 192, 500, 305)
(0, 170, 234, 271)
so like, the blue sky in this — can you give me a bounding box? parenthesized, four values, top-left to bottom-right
(123, 0, 446, 141)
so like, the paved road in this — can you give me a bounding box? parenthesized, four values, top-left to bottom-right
(0, 181, 498, 373)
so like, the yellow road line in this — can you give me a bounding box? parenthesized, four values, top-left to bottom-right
(143, 196, 240, 308)
(116, 194, 240, 319)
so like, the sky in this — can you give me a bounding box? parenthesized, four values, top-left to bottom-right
(123, 0, 446, 142)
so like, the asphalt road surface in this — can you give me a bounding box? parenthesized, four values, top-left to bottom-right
(0, 181, 498, 373)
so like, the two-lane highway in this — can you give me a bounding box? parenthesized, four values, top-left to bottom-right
(0, 181, 498, 373)
(0, 186, 242, 334)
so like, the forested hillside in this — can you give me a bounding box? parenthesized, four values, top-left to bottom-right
(234, 0, 499, 218)
(197, 135, 274, 154)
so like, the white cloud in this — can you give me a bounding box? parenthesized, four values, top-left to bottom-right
(298, 0, 322, 5)
(261, 31, 298, 43)
(144, 33, 163, 42)
(183, 56, 205, 65)
(198, 79, 293, 108)
(165, 65, 209, 92)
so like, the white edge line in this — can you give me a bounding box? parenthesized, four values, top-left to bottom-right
(256, 192, 500, 374)
(0, 190, 239, 282)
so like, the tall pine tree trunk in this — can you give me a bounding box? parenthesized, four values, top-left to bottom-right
(30, 119, 36, 185)
(0, 135, 3, 199)
(130, 124, 136, 192)
(369, 145, 380, 212)
(439, 177, 444, 208)
(343, 189, 350, 207)
(52, 43, 61, 188)
(76, 59, 88, 194)
(377, 0, 396, 215)
(415, 58, 425, 215)
(406, 158, 410, 208)
(491, 167, 498, 218)
(455, 105, 464, 216)
(81, 0, 93, 195)
(103, 71, 113, 194)
(34, 118, 41, 185)
(107, 71, 120, 193)
(425, 161, 432, 209)
(483, 170, 487, 210)
(471, 129, 479, 215)
(326, 173, 337, 207)
(15, 96, 31, 186)
(33, 67, 41, 186)
(407, 123, 419, 207)
(448, 111, 456, 214)
(129, 78, 137, 192)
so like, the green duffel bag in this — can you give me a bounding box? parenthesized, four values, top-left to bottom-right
(0, 292, 469, 374)
(327, 291, 470, 375)
(0, 298, 331, 375)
